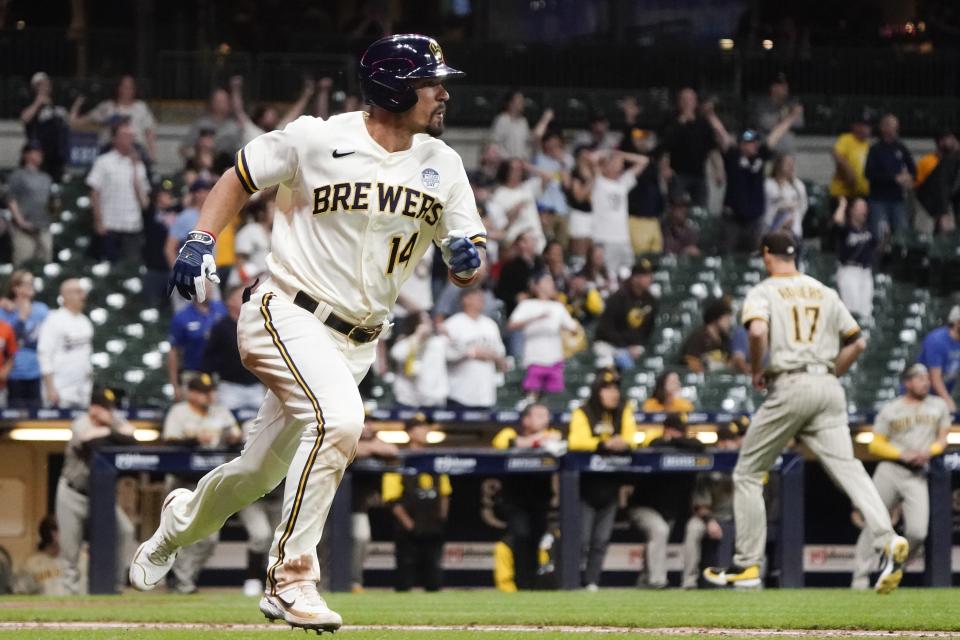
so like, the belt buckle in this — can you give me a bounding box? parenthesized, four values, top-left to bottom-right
(347, 324, 381, 343)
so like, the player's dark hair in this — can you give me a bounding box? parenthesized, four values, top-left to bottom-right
(582, 374, 627, 431)
(4, 269, 32, 300)
(37, 514, 57, 550)
(495, 158, 524, 185)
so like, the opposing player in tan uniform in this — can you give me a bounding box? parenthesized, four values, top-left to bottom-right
(704, 231, 908, 593)
(130, 35, 485, 632)
(852, 363, 951, 588)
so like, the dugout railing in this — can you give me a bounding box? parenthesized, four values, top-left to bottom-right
(86, 444, 955, 594)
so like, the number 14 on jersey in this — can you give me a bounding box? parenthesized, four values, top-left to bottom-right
(386, 232, 419, 275)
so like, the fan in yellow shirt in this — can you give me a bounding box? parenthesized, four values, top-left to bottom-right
(829, 119, 872, 199)
(642, 370, 695, 413)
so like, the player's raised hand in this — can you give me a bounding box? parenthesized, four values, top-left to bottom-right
(167, 230, 220, 302)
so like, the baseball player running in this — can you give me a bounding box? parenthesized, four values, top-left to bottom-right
(704, 230, 908, 593)
(130, 34, 485, 632)
(851, 363, 951, 588)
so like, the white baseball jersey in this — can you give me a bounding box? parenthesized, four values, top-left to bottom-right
(741, 272, 860, 373)
(234, 111, 487, 325)
(873, 394, 951, 452)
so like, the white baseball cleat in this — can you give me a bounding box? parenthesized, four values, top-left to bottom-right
(260, 581, 342, 633)
(874, 534, 909, 595)
(129, 488, 190, 591)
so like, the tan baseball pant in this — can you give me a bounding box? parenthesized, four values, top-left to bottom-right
(732, 372, 895, 568)
(852, 461, 928, 587)
(156, 279, 375, 595)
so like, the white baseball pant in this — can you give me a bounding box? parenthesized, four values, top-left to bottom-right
(836, 265, 873, 319)
(851, 461, 928, 588)
(732, 373, 895, 568)
(156, 279, 375, 595)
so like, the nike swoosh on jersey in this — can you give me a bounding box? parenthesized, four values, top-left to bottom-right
(332, 149, 356, 158)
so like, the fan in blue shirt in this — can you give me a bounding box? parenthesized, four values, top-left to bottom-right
(168, 299, 226, 398)
(916, 307, 960, 412)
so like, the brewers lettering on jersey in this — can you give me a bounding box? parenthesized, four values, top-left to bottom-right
(703, 230, 909, 595)
(132, 35, 484, 632)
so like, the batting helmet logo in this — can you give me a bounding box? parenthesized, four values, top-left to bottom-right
(359, 34, 465, 113)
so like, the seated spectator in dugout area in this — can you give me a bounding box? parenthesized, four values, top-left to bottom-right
(642, 370, 695, 414)
(507, 271, 580, 403)
(629, 413, 704, 589)
(14, 514, 69, 595)
(568, 368, 638, 590)
(681, 298, 734, 374)
(594, 259, 658, 370)
(682, 417, 746, 589)
(492, 402, 563, 591)
(383, 415, 451, 592)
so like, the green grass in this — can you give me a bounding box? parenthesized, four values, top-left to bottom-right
(0, 634, 923, 640)
(0, 588, 957, 637)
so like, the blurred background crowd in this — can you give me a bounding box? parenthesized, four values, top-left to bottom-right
(0, 0, 958, 598)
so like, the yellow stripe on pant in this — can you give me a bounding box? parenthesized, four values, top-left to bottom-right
(259, 292, 327, 595)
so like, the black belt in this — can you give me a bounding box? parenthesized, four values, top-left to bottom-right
(293, 291, 383, 344)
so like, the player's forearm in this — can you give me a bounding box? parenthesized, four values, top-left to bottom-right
(747, 333, 766, 374)
(834, 338, 866, 376)
(194, 169, 252, 238)
(167, 349, 181, 386)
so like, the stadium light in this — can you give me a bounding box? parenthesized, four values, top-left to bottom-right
(762, 39, 774, 50)
(696, 431, 718, 445)
(9, 428, 72, 441)
(719, 38, 734, 51)
(377, 431, 409, 444)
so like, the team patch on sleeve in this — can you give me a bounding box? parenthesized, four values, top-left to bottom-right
(234, 148, 259, 195)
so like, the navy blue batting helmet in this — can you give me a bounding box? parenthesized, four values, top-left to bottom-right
(359, 34, 464, 113)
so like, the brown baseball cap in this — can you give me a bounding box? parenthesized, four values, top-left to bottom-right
(90, 387, 117, 409)
(760, 230, 798, 258)
(187, 373, 217, 393)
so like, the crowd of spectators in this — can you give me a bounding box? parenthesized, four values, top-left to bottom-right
(2, 69, 960, 594)
(0, 70, 958, 413)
